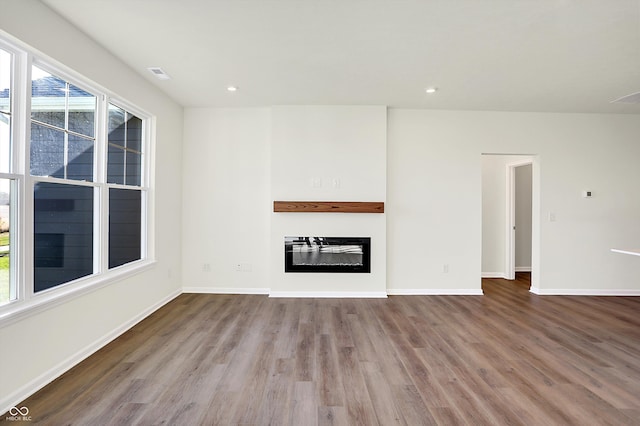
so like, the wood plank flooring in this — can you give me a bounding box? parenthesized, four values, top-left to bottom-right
(4, 273, 640, 425)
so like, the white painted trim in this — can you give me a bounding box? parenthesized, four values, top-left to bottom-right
(0, 289, 181, 416)
(506, 162, 516, 280)
(530, 288, 640, 296)
(182, 287, 270, 295)
(269, 291, 388, 298)
(387, 289, 483, 296)
(515, 266, 532, 272)
(481, 272, 508, 279)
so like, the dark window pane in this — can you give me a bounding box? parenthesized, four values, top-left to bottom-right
(68, 84, 95, 137)
(34, 233, 64, 267)
(107, 145, 125, 185)
(108, 105, 125, 148)
(109, 188, 141, 268)
(67, 134, 94, 181)
(30, 122, 64, 178)
(126, 152, 141, 186)
(34, 183, 93, 292)
(31, 66, 65, 129)
(126, 114, 142, 152)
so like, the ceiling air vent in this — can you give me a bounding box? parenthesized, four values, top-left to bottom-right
(147, 67, 171, 80)
(611, 91, 640, 104)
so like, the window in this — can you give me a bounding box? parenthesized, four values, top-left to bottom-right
(0, 178, 13, 304)
(0, 49, 10, 173)
(109, 188, 141, 269)
(30, 66, 100, 293)
(108, 104, 142, 186)
(107, 104, 145, 269)
(31, 66, 96, 181)
(34, 182, 94, 292)
(0, 35, 152, 315)
(0, 47, 15, 304)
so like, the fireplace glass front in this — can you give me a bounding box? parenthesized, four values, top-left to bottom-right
(284, 236, 371, 273)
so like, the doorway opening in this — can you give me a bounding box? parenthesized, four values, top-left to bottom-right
(507, 160, 532, 280)
(481, 154, 538, 291)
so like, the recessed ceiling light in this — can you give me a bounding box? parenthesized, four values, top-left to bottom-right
(227, 86, 238, 92)
(425, 87, 438, 94)
(147, 67, 170, 80)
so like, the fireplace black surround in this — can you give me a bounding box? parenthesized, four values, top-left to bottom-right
(284, 236, 371, 273)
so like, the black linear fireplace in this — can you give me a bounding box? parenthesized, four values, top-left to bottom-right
(285, 236, 371, 273)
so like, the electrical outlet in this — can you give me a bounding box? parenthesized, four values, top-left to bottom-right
(203, 263, 211, 272)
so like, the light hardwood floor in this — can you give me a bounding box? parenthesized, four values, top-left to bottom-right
(4, 274, 640, 425)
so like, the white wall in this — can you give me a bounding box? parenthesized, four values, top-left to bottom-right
(0, 0, 183, 411)
(388, 109, 640, 295)
(270, 106, 387, 296)
(182, 107, 640, 297)
(386, 111, 484, 294)
(181, 105, 387, 296)
(181, 108, 271, 293)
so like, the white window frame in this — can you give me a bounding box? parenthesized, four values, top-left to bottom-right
(0, 34, 155, 326)
(103, 98, 151, 271)
(0, 39, 25, 309)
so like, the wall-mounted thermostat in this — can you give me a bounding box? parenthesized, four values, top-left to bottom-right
(582, 190, 593, 198)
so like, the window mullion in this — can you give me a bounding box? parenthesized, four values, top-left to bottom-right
(96, 95, 108, 274)
(123, 113, 127, 185)
(63, 82, 69, 180)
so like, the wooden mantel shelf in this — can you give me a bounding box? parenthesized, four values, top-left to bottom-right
(273, 201, 384, 213)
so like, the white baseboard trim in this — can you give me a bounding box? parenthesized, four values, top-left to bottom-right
(530, 287, 640, 296)
(0, 289, 181, 416)
(269, 291, 388, 298)
(387, 288, 484, 296)
(182, 287, 270, 295)
(481, 272, 507, 279)
(515, 266, 532, 272)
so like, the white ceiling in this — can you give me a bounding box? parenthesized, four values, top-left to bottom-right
(41, 0, 640, 113)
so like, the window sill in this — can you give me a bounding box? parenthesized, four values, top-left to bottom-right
(0, 259, 157, 327)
